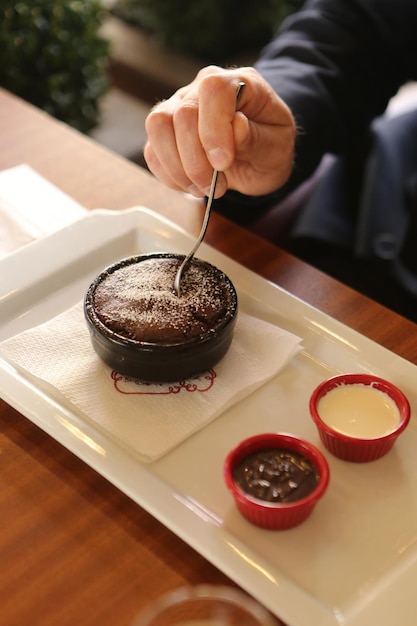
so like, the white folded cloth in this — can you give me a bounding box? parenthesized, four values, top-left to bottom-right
(0, 302, 302, 462)
(0, 164, 86, 258)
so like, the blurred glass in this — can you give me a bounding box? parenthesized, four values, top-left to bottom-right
(131, 585, 281, 626)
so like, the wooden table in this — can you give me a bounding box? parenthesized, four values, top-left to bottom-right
(1, 88, 417, 626)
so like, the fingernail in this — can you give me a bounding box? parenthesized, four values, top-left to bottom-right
(208, 148, 230, 171)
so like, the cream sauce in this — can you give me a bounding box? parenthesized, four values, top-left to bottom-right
(318, 383, 400, 438)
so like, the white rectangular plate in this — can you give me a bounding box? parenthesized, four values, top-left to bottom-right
(1, 207, 417, 626)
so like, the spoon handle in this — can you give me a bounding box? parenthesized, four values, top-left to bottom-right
(184, 169, 218, 261)
(174, 81, 245, 297)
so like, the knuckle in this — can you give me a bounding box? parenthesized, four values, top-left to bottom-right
(196, 64, 222, 80)
(145, 107, 170, 135)
(172, 100, 198, 126)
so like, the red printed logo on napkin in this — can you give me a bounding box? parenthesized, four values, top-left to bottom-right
(111, 369, 216, 395)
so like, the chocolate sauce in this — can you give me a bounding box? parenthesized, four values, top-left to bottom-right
(233, 448, 319, 503)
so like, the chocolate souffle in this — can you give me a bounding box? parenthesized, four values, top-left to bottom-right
(84, 253, 238, 382)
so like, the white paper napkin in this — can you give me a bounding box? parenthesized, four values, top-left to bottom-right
(0, 302, 302, 462)
(0, 164, 87, 258)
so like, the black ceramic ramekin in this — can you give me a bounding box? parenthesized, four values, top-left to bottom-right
(84, 253, 238, 382)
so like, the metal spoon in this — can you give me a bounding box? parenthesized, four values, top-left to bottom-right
(173, 80, 246, 297)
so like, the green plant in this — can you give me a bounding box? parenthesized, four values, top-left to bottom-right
(0, 1, 110, 133)
(112, 0, 303, 61)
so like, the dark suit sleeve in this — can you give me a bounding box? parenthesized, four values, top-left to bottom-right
(214, 0, 417, 221)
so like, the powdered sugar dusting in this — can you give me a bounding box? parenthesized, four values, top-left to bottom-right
(92, 257, 236, 344)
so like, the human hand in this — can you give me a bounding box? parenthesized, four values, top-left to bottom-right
(144, 65, 296, 199)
